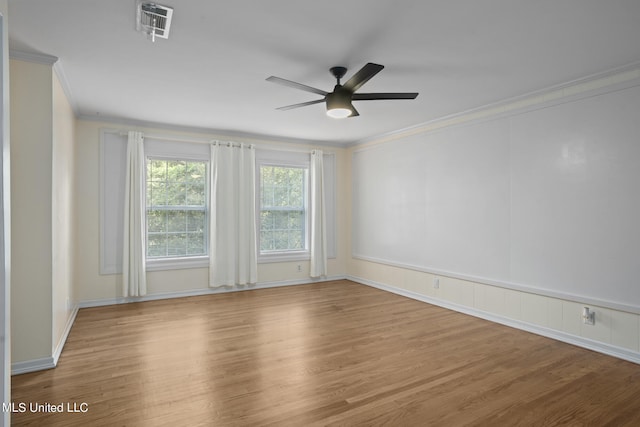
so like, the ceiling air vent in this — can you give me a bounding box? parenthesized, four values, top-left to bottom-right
(136, 1, 173, 42)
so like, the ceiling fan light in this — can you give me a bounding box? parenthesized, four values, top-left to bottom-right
(326, 90, 353, 119)
(327, 107, 352, 119)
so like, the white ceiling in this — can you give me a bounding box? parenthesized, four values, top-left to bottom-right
(8, 1, 640, 145)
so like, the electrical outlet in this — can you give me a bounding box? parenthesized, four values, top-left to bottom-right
(582, 306, 595, 325)
(297, 264, 302, 272)
(433, 277, 440, 289)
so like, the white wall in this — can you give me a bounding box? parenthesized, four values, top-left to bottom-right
(52, 71, 76, 357)
(347, 67, 640, 363)
(10, 59, 53, 363)
(74, 119, 348, 304)
(352, 84, 640, 310)
(9, 57, 77, 372)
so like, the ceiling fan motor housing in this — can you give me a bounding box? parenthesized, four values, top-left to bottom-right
(327, 67, 353, 115)
(326, 87, 353, 110)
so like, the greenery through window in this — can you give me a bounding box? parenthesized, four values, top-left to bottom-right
(260, 165, 307, 253)
(146, 159, 207, 258)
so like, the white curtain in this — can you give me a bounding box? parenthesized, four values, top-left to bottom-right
(310, 150, 327, 278)
(122, 131, 147, 297)
(209, 142, 258, 287)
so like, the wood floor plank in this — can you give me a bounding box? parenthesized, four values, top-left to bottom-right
(10, 280, 640, 426)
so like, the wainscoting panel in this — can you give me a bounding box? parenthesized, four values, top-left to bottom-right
(348, 258, 640, 364)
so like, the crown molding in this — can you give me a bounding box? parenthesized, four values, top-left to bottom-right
(53, 60, 79, 115)
(9, 49, 58, 65)
(77, 113, 349, 148)
(349, 60, 640, 148)
(9, 49, 80, 115)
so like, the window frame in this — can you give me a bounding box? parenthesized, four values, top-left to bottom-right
(144, 156, 210, 270)
(143, 138, 211, 271)
(256, 155, 311, 263)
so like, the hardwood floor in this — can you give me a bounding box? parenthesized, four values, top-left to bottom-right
(11, 280, 640, 426)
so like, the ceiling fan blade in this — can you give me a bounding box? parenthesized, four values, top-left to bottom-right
(342, 63, 384, 92)
(349, 105, 360, 117)
(352, 92, 419, 100)
(276, 99, 325, 111)
(266, 76, 328, 96)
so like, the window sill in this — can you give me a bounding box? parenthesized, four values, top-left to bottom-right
(258, 251, 310, 264)
(146, 256, 209, 271)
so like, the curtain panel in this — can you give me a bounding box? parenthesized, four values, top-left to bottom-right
(209, 142, 258, 287)
(310, 149, 328, 278)
(122, 131, 147, 297)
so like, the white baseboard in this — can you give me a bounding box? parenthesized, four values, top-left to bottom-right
(12, 305, 80, 376)
(348, 275, 640, 365)
(78, 275, 347, 309)
(53, 305, 79, 366)
(11, 357, 55, 375)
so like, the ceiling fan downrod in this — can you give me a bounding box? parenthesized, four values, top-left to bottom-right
(329, 66, 347, 86)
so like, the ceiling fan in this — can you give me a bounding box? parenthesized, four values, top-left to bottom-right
(266, 63, 419, 119)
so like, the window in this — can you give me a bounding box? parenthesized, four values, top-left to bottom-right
(146, 158, 208, 259)
(100, 131, 335, 273)
(255, 149, 336, 263)
(259, 164, 308, 255)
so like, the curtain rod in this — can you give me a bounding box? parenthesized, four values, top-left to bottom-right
(104, 129, 331, 155)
